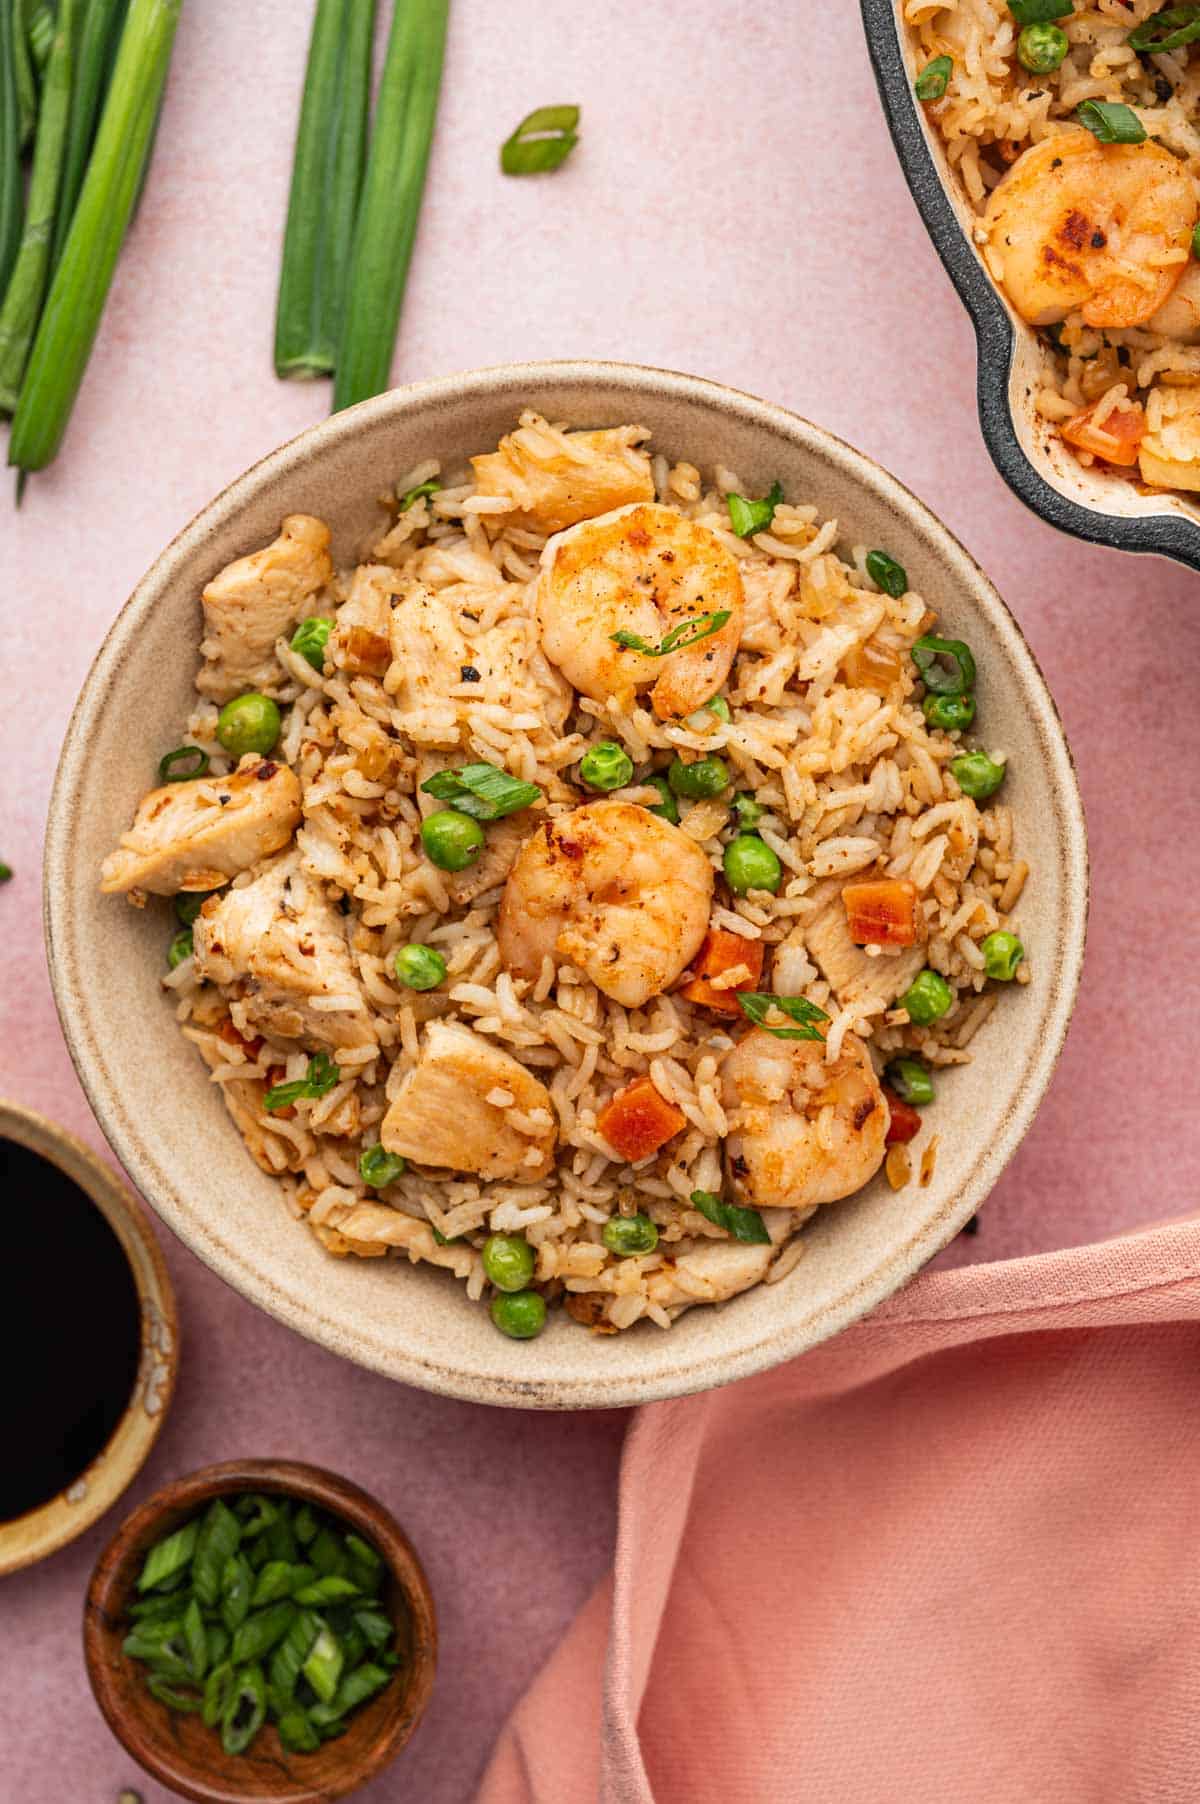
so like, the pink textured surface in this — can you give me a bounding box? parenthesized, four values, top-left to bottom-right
(1, 3, 1197, 1799)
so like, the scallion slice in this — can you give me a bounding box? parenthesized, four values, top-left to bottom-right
(689, 1189, 771, 1246)
(725, 480, 783, 539)
(1076, 99, 1146, 144)
(911, 634, 976, 696)
(914, 54, 953, 100)
(264, 1053, 341, 1114)
(500, 104, 579, 175)
(866, 549, 909, 598)
(399, 476, 441, 510)
(158, 745, 210, 783)
(610, 609, 731, 657)
(1127, 6, 1200, 51)
(1008, 0, 1071, 23)
(419, 760, 542, 821)
(736, 992, 830, 1043)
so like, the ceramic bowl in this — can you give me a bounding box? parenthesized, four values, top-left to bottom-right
(0, 1100, 177, 1574)
(861, 0, 1200, 571)
(83, 1459, 436, 1804)
(45, 359, 1088, 1409)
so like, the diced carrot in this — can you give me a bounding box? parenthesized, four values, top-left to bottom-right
(679, 928, 765, 1015)
(842, 878, 919, 947)
(596, 1075, 687, 1163)
(219, 1017, 264, 1058)
(1061, 398, 1145, 468)
(883, 1088, 922, 1145)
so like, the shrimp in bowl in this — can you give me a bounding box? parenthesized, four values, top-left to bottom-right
(96, 408, 1032, 1340)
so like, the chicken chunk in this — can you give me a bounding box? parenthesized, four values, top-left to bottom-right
(99, 758, 301, 896)
(647, 1239, 775, 1311)
(388, 583, 571, 746)
(380, 1022, 556, 1180)
(193, 855, 377, 1051)
(196, 515, 334, 702)
(787, 880, 924, 1011)
(470, 416, 654, 533)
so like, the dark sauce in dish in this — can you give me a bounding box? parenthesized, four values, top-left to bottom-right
(0, 1137, 142, 1522)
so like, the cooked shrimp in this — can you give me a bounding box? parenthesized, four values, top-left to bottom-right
(380, 1022, 556, 1180)
(497, 800, 713, 1008)
(1146, 259, 1200, 342)
(981, 130, 1197, 329)
(721, 1028, 888, 1212)
(537, 502, 744, 720)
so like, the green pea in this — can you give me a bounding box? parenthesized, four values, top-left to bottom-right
(899, 969, 954, 1026)
(643, 774, 679, 824)
(723, 833, 782, 896)
(690, 694, 731, 726)
(359, 1145, 406, 1188)
(884, 1057, 935, 1107)
(216, 693, 281, 760)
(167, 929, 193, 969)
(981, 931, 1025, 981)
(923, 692, 976, 732)
(421, 809, 485, 871)
(482, 1233, 536, 1293)
(291, 616, 333, 672)
(602, 1214, 659, 1257)
(580, 741, 634, 792)
(1017, 21, 1068, 72)
(490, 1289, 546, 1338)
(392, 944, 446, 990)
(950, 751, 1006, 799)
(732, 793, 763, 829)
(667, 754, 730, 800)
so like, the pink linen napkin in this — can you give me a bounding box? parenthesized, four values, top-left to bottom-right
(479, 1220, 1200, 1803)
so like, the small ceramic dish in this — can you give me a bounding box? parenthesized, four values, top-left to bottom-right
(0, 1099, 177, 1575)
(46, 359, 1088, 1409)
(83, 1458, 437, 1804)
(861, 0, 1200, 571)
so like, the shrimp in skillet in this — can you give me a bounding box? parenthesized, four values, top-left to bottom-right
(537, 502, 744, 720)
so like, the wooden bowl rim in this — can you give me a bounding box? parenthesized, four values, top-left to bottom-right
(83, 1459, 437, 1804)
(0, 1098, 179, 1575)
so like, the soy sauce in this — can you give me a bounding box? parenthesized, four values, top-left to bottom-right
(0, 1137, 142, 1522)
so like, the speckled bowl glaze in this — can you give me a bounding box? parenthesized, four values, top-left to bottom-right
(45, 361, 1088, 1409)
(0, 1100, 177, 1573)
(862, 0, 1200, 570)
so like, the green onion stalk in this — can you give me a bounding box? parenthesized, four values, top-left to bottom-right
(274, 0, 375, 379)
(8, 0, 182, 478)
(0, 0, 74, 413)
(333, 0, 448, 411)
(11, 0, 35, 150)
(51, 0, 129, 272)
(0, 0, 22, 301)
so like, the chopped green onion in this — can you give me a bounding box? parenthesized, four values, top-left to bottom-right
(1008, 0, 1071, 22)
(220, 1662, 267, 1757)
(138, 1522, 200, 1592)
(885, 1057, 935, 1107)
(158, 745, 210, 783)
(146, 1677, 204, 1712)
(419, 760, 542, 820)
(230, 1601, 299, 1667)
(11, 0, 34, 153)
(0, 0, 73, 412)
(0, 860, 13, 882)
(277, 1710, 321, 1753)
(500, 103, 579, 175)
(274, 0, 375, 379)
(50, 0, 128, 274)
(912, 634, 976, 696)
(8, 0, 183, 477)
(689, 1189, 771, 1246)
(866, 549, 909, 598)
(611, 609, 731, 657)
(736, 991, 830, 1043)
(359, 1144, 406, 1188)
(725, 480, 783, 539)
(167, 929, 193, 970)
(26, 4, 51, 70)
(399, 476, 441, 510)
(1127, 5, 1200, 51)
(333, 0, 448, 411)
(292, 1574, 361, 1606)
(264, 1052, 340, 1113)
(1076, 99, 1146, 145)
(302, 1625, 344, 1705)
(291, 615, 332, 672)
(914, 54, 953, 100)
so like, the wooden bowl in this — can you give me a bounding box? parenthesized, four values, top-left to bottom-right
(83, 1459, 437, 1804)
(0, 1099, 178, 1575)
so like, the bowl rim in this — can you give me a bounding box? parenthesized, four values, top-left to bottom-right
(859, 0, 1200, 573)
(82, 1457, 438, 1804)
(0, 1099, 178, 1575)
(44, 357, 1089, 1409)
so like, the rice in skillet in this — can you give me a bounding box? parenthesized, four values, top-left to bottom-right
(99, 413, 1030, 1338)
